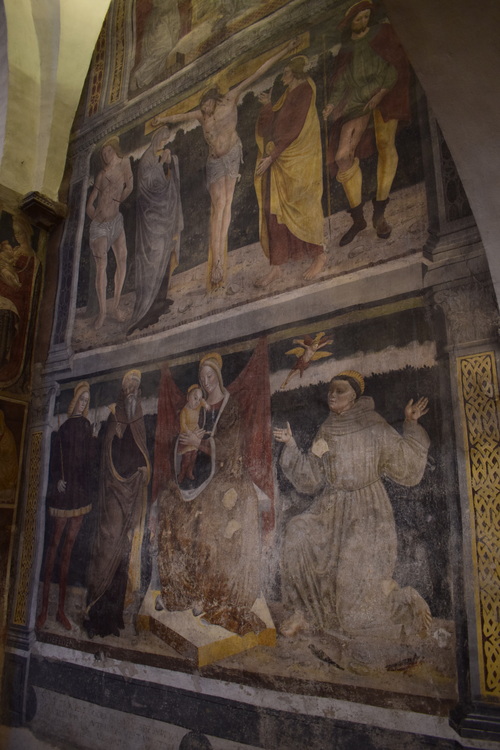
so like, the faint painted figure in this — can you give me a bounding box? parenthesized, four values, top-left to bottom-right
(0, 214, 40, 382)
(85, 370, 150, 638)
(0, 409, 18, 504)
(0, 241, 21, 288)
(152, 39, 297, 292)
(274, 371, 432, 643)
(254, 55, 326, 287)
(128, 126, 184, 334)
(86, 138, 133, 329)
(131, 0, 181, 91)
(323, 0, 410, 245)
(36, 383, 93, 630)
(0, 296, 19, 368)
(153, 342, 274, 635)
(11, 214, 37, 264)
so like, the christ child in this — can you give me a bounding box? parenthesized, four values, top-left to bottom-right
(177, 385, 206, 484)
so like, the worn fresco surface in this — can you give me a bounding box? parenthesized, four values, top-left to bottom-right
(29, 0, 474, 729)
(37, 301, 457, 709)
(71, 0, 427, 353)
(0, 396, 27, 655)
(130, 0, 292, 95)
(0, 211, 42, 390)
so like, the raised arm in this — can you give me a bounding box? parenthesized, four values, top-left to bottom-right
(86, 172, 103, 220)
(378, 398, 430, 487)
(230, 37, 299, 102)
(120, 158, 134, 203)
(276, 421, 326, 495)
(404, 397, 429, 423)
(151, 110, 202, 128)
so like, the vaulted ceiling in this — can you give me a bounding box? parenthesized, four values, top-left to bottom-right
(0, 0, 111, 201)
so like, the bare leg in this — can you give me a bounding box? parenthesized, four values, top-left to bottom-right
(111, 230, 128, 321)
(91, 237, 109, 330)
(335, 113, 371, 177)
(208, 180, 225, 287)
(56, 515, 84, 630)
(303, 251, 327, 280)
(280, 368, 299, 390)
(36, 517, 67, 629)
(177, 453, 191, 484)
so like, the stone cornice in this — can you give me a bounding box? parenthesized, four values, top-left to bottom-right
(19, 192, 67, 231)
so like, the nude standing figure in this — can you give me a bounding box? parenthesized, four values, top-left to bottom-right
(86, 138, 133, 329)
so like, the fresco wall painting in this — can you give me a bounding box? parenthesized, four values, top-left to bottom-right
(5, 0, 500, 746)
(0, 397, 27, 650)
(0, 204, 44, 684)
(33, 299, 458, 714)
(71, 0, 427, 354)
(0, 211, 43, 390)
(39, 0, 452, 702)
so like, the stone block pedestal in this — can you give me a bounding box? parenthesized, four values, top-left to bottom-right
(137, 590, 276, 667)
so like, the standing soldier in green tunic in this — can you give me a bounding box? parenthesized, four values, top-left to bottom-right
(324, 1, 410, 246)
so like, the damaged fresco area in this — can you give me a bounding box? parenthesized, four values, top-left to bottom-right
(71, 0, 428, 353)
(32, 0, 469, 729)
(36, 304, 457, 711)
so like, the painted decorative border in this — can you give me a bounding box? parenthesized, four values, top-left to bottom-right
(0, 395, 28, 509)
(13, 431, 42, 626)
(457, 351, 500, 698)
(87, 22, 107, 118)
(109, 0, 126, 105)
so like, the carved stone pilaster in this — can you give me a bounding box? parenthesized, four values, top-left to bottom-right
(423, 114, 480, 261)
(10, 430, 44, 632)
(30, 365, 60, 427)
(448, 349, 500, 740)
(433, 280, 500, 348)
(47, 175, 87, 353)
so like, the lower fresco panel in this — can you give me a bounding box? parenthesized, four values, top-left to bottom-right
(34, 305, 458, 717)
